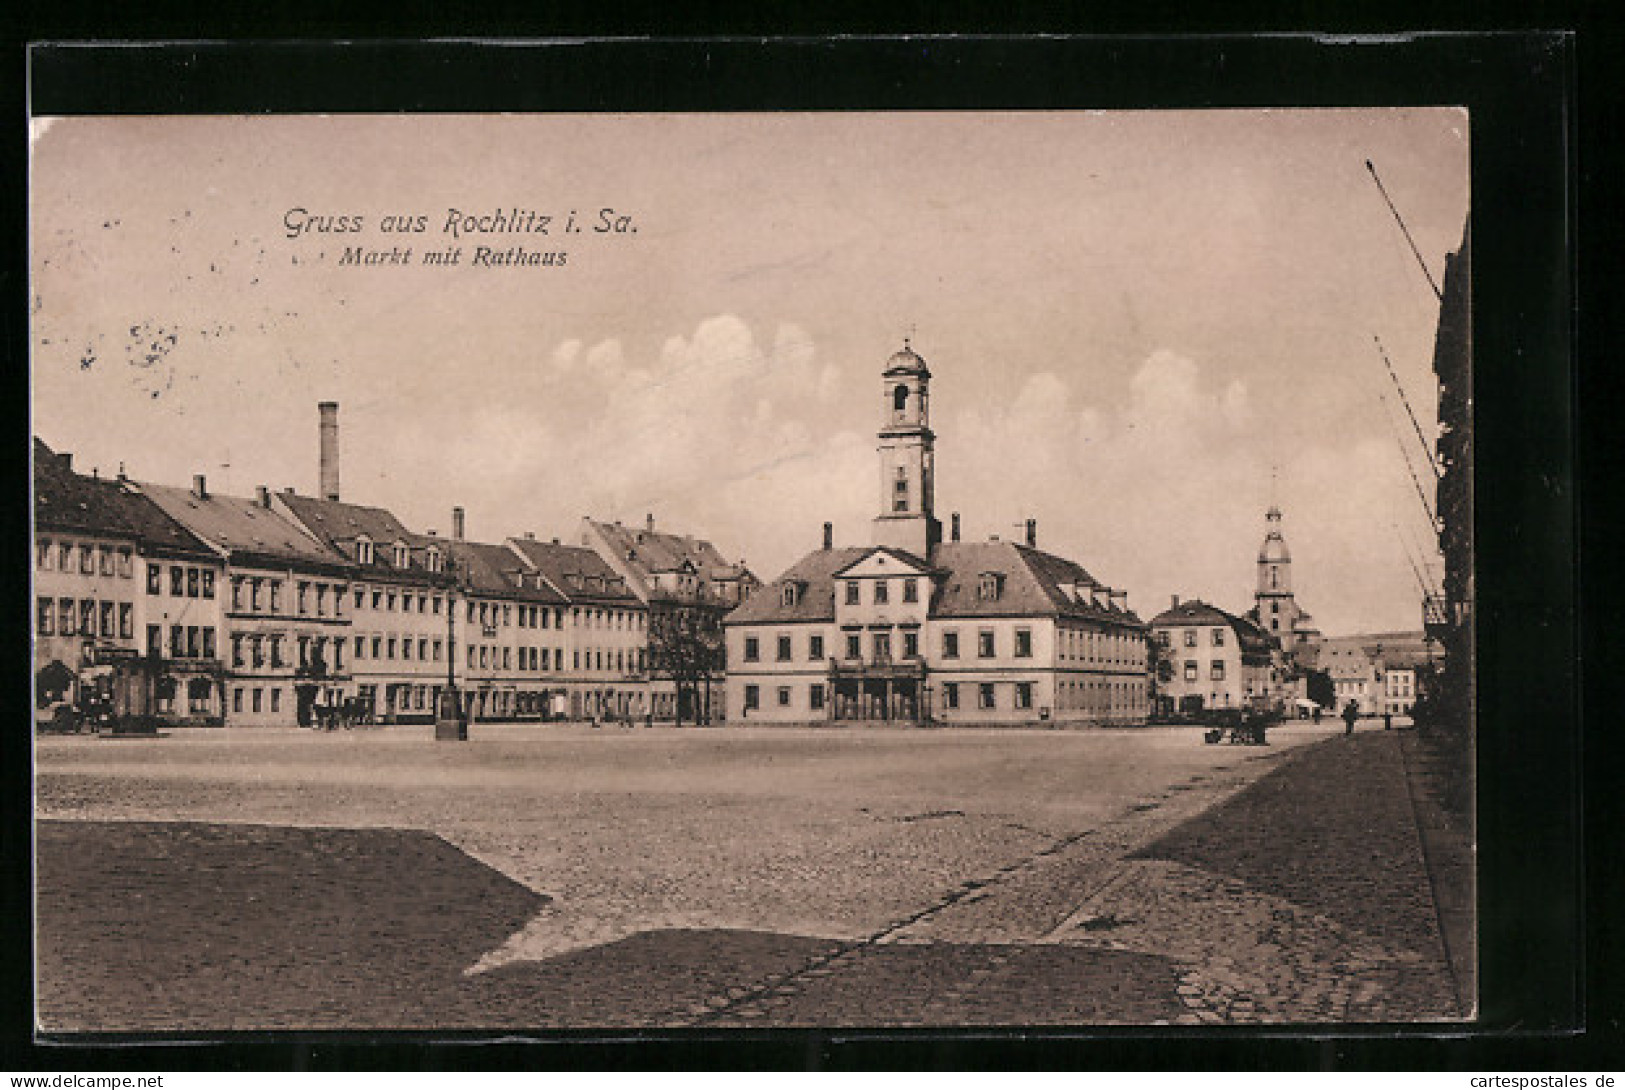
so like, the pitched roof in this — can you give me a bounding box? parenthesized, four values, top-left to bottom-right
(1150, 598, 1275, 654)
(726, 540, 1143, 627)
(139, 481, 353, 572)
(725, 546, 871, 624)
(587, 519, 736, 577)
(33, 439, 216, 559)
(446, 539, 568, 604)
(506, 537, 640, 606)
(276, 490, 452, 585)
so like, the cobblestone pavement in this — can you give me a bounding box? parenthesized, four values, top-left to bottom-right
(34, 724, 1463, 1029)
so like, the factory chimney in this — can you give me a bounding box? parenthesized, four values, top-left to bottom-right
(823, 522, 833, 550)
(192, 474, 208, 500)
(452, 506, 466, 541)
(951, 512, 961, 542)
(318, 401, 340, 501)
(1025, 518, 1037, 548)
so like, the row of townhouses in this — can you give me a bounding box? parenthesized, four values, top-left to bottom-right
(33, 403, 757, 728)
(36, 339, 1430, 731)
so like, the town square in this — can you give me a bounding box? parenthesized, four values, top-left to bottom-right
(30, 110, 1473, 1031)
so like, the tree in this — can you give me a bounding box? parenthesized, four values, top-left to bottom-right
(1305, 668, 1335, 709)
(647, 603, 724, 726)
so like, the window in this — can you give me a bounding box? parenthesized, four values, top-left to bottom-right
(148, 566, 163, 596)
(187, 568, 200, 598)
(316, 584, 328, 617)
(201, 627, 215, 659)
(1210, 661, 1226, 681)
(36, 598, 53, 636)
(894, 384, 909, 413)
(37, 539, 53, 570)
(744, 685, 760, 711)
(1212, 628, 1225, 647)
(80, 545, 95, 574)
(298, 582, 311, 614)
(419, 638, 428, 661)
(100, 601, 115, 638)
(433, 640, 442, 661)
(394, 543, 409, 568)
(1185, 662, 1198, 681)
(943, 630, 959, 658)
(845, 581, 860, 605)
(1157, 629, 1171, 648)
(903, 578, 918, 603)
(978, 573, 1003, 601)
(170, 565, 184, 595)
(252, 688, 263, 714)
(1184, 629, 1197, 647)
(402, 638, 413, 660)
(979, 683, 996, 710)
(149, 626, 162, 657)
(82, 601, 97, 636)
(233, 689, 243, 714)
(1016, 682, 1033, 710)
(265, 580, 278, 612)
(170, 624, 183, 657)
(357, 538, 374, 565)
(744, 637, 760, 662)
(1015, 628, 1033, 658)
(387, 638, 397, 660)
(944, 683, 960, 710)
(776, 635, 792, 662)
(978, 629, 995, 658)
(903, 631, 919, 658)
(780, 584, 798, 607)
(117, 548, 133, 578)
(845, 634, 861, 660)
(873, 580, 889, 605)
(893, 474, 908, 512)
(809, 634, 825, 660)
(270, 688, 281, 714)
(872, 632, 891, 661)
(777, 686, 791, 707)
(60, 598, 76, 636)
(810, 684, 825, 711)
(200, 569, 215, 599)
(1270, 601, 1279, 615)
(119, 603, 133, 640)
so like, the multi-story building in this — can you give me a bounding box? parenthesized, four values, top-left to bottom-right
(142, 477, 355, 726)
(505, 534, 649, 721)
(274, 489, 458, 723)
(33, 440, 228, 724)
(579, 515, 757, 722)
(725, 341, 1149, 726)
(1320, 630, 1433, 718)
(1148, 598, 1278, 715)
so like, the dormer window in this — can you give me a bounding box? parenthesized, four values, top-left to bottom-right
(425, 547, 443, 574)
(978, 572, 1005, 601)
(393, 542, 410, 568)
(781, 583, 799, 607)
(356, 536, 374, 565)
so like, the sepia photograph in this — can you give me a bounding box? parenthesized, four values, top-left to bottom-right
(29, 109, 1475, 1033)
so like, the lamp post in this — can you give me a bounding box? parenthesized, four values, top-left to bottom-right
(435, 555, 468, 741)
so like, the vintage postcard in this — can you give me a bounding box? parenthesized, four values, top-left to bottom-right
(30, 110, 1474, 1032)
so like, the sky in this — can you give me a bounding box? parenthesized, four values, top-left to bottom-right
(30, 111, 1468, 636)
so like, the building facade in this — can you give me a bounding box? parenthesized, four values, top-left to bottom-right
(34, 441, 228, 725)
(142, 477, 356, 726)
(725, 343, 1149, 727)
(579, 514, 757, 722)
(1148, 598, 1277, 715)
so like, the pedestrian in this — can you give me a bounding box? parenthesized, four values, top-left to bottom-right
(1342, 699, 1359, 736)
(1383, 711, 1393, 731)
(1313, 705, 1322, 724)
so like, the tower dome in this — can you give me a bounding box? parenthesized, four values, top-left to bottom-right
(883, 339, 931, 378)
(1259, 505, 1291, 563)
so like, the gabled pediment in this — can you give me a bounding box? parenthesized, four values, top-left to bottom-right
(831, 547, 934, 580)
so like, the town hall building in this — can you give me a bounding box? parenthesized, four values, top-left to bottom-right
(724, 342, 1150, 726)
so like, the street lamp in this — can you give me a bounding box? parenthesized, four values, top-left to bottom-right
(435, 555, 468, 741)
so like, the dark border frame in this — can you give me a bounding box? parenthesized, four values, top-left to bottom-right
(11, 34, 1582, 1070)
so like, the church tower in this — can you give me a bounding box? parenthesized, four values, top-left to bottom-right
(1255, 504, 1301, 638)
(872, 340, 942, 558)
